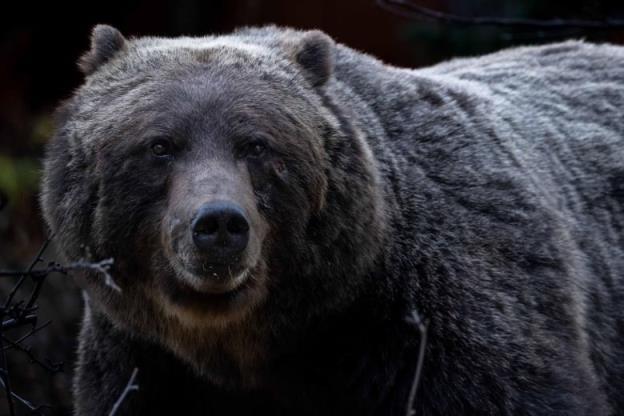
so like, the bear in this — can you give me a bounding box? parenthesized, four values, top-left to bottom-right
(40, 24, 624, 415)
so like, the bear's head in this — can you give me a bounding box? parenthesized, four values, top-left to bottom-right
(41, 25, 387, 384)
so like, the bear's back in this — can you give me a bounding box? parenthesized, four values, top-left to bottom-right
(329, 40, 624, 411)
(331, 40, 624, 262)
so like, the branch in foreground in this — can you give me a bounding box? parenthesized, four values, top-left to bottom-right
(109, 368, 139, 416)
(0, 375, 52, 415)
(0, 258, 119, 292)
(0, 235, 55, 416)
(404, 309, 428, 416)
(2, 335, 64, 374)
(2, 321, 52, 347)
(0, 334, 16, 416)
(377, 0, 624, 30)
(0, 234, 118, 415)
(3, 235, 53, 311)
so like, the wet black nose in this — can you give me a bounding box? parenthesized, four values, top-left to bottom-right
(191, 201, 250, 260)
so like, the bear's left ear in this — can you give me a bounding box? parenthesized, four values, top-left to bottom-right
(292, 30, 335, 88)
(78, 24, 127, 75)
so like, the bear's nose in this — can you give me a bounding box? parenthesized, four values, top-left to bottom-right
(191, 201, 250, 260)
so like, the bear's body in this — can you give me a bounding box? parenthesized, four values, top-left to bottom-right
(42, 26, 624, 415)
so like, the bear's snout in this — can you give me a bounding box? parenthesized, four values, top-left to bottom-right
(191, 200, 250, 261)
(161, 164, 268, 299)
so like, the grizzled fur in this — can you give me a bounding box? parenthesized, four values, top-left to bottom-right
(41, 25, 624, 415)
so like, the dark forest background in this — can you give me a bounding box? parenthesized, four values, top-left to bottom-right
(1, 0, 624, 414)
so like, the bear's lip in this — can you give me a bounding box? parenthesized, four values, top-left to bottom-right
(189, 268, 251, 294)
(176, 264, 251, 295)
(160, 266, 258, 317)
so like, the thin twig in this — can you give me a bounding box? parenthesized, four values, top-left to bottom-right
(3, 235, 53, 310)
(0, 258, 119, 292)
(3, 321, 52, 348)
(0, 376, 32, 411)
(405, 309, 428, 416)
(377, 0, 624, 30)
(109, 368, 139, 416)
(0, 328, 16, 416)
(2, 315, 37, 331)
(1, 336, 63, 374)
(0, 376, 51, 415)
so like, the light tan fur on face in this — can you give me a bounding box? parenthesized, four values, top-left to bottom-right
(148, 281, 271, 388)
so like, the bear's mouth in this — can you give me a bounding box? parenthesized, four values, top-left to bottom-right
(165, 248, 251, 292)
(186, 265, 251, 294)
(159, 262, 261, 320)
(167, 268, 252, 302)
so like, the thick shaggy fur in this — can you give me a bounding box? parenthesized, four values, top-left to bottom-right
(41, 25, 624, 415)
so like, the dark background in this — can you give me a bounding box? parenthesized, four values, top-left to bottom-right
(1, 0, 623, 414)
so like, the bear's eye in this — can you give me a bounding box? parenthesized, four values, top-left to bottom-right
(150, 138, 174, 158)
(242, 140, 267, 159)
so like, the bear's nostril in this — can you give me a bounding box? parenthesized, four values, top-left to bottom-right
(227, 215, 249, 235)
(191, 201, 250, 259)
(194, 216, 219, 236)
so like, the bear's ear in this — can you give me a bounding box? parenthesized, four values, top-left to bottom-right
(78, 24, 127, 75)
(293, 30, 335, 88)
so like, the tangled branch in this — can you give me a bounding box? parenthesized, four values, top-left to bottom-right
(0, 258, 119, 292)
(0, 235, 122, 415)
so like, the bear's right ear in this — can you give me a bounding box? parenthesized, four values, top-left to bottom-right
(78, 24, 127, 75)
(292, 30, 335, 88)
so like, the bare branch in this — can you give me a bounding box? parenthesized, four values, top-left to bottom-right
(377, 0, 624, 30)
(0, 235, 116, 414)
(3, 321, 52, 348)
(0, 375, 51, 415)
(2, 335, 64, 374)
(3, 235, 53, 310)
(404, 309, 428, 416)
(2, 315, 37, 331)
(108, 368, 139, 416)
(0, 258, 119, 292)
(0, 331, 16, 416)
(0, 235, 55, 415)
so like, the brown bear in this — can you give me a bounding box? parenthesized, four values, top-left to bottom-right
(41, 25, 624, 415)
